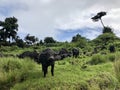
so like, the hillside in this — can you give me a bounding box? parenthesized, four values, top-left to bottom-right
(0, 46, 120, 90)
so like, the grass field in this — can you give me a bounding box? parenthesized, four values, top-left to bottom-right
(0, 52, 120, 90)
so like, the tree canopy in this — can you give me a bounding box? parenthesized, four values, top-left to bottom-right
(44, 37, 56, 43)
(25, 34, 39, 45)
(0, 17, 18, 43)
(91, 11, 107, 28)
(103, 26, 114, 33)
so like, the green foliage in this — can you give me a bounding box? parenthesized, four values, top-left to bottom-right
(0, 17, 18, 44)
(91, 11, 107, 27)
(87, 72, 118, 90)
(44, 42, 63, 47)
(25, 34, 39, 45)
(107, 54, 116, 62)
(0, 45, 19, 53)
(91, 11, 106, 22)
(103, 26, 114, 33)
(15, 38, 26, 48)
(92, 33, 119, 52)
(0, 57, 39, 90)
(39, 40, 44, 45)
(89, 54, 108, 65)
(44, 37, 56, 44)
(94, 33, 116, 45)
(72, 34, 82, 42)
(114, 59, 120, 82)
(89, 53, 117, 65)
(71, 34, 89, 49)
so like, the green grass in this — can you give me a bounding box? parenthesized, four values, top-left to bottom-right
(0, 57, 41, 90)
(0, 52, 120, 90)
(114, 58, 120, 85)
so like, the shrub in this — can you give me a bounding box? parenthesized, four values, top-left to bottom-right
(0, 57, 38, 90)
(89, 54, 108, 65)
(107, 54, 116, 62)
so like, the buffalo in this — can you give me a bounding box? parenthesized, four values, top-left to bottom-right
(38, 48, 57, 77)
(58, 48, 72, 59)
(72, 48, 79, 58)
(17, 50, 39, 61)
(38, 48, 72, 77)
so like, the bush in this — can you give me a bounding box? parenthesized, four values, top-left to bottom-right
(0, 57, 38, 90)
(89, 54, 108, 65)
(107, 54, 116, 62)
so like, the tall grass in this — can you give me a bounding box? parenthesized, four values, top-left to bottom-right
(89, 54, 108, 65)
(11, 57, 118, 90)
(0, 57, 40, 90)
(114, 59, 120, 82)
(0, 53, 120, 90)
(114, 55, 120, 89)
(89, 53, 117, 65)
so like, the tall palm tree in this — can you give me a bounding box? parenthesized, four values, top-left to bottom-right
(91, 11, 107, 28)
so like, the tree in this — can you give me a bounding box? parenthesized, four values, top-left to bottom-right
(44, 37, 56, 43)
(72, 34, 81, 42)
(91, 11, 107, 28)
(25, 34, 39, 45)
(0, 17, 18, 44)
(39, 40, 44, 45)
(71, 34, 87, 42)
(71, 34, 88, 48)
(103, 26, 113, 33)
(15, 36, 25, 48)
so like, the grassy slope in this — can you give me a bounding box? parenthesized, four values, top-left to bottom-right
(0, 55, 119, 90)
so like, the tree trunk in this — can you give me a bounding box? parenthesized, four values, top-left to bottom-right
(100, 18, 105, 28)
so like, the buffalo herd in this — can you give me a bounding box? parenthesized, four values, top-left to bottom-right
(18, 48, 79, 77)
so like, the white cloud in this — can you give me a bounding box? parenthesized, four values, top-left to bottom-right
(0, 0, 120, 41)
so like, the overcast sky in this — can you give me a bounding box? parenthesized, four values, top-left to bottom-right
(0, 0, 120, 41)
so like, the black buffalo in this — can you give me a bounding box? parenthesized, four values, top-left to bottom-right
(58, 48, 72, 59)
(72, 48, 79, 58)
(18, 50, 39, 61)
(38, 48, 57, 77)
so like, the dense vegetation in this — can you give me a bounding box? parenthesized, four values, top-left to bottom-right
(0, 14, 120, 90)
